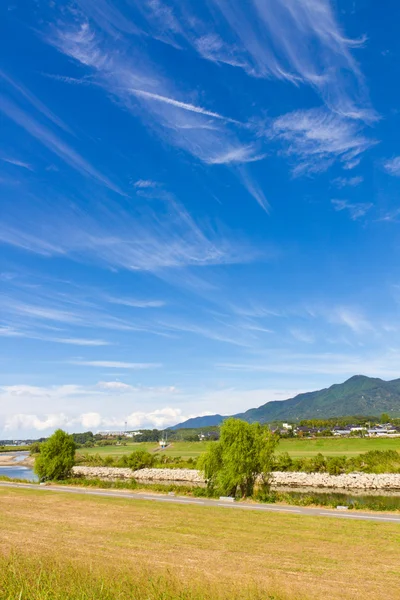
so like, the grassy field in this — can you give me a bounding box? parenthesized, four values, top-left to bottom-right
(0, 487, 399, 600)
(80, 437, 400, 460)
(81, 440, 214, 458)
(278, 436, 400, 457)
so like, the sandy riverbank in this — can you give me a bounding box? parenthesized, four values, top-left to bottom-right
(0, 453, 34, 467)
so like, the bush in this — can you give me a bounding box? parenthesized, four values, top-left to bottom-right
(34, 429, 76, 482)
(126, 450, 156, 470)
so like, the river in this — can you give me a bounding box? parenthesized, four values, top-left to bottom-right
(0, 452, 37, 481)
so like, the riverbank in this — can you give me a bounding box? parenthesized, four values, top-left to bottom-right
(0, 452, 34, 468)
(72, 466, 400, 492)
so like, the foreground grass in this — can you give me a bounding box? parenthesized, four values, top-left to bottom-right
(0, 554, 288, 600)
(1, 487, 400, 600)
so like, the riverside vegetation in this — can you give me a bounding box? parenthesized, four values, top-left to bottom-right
(25, 423, 400, 512)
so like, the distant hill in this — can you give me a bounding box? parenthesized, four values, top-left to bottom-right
(173, 375, 400, 429)
(171, 415, 225, 429)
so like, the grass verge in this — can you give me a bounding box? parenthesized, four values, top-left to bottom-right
(1, 487, 399, 600)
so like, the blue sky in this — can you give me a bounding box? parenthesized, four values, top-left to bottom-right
(1, 0, 400, 437)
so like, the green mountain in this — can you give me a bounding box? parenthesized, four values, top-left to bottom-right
(173, 375, 400, 429)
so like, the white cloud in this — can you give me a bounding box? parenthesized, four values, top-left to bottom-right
(332, 176, 363, 188)
(129, 88, 240, 125)
(0, 88, 124, 195)
(0, 69, 73, 134)
(97, 381, 133, 391)
(134, 179, 158, 188)
(217, 348, 400, 378)
(47, 19, 267, 206)
(331, 199, 372, 220)
(332, 307, 373, 334)
(383, 156, 400, 176)
(69, 360, 162, 369)
(4, 413, 69, 432)
(79, 412, 102, 429)
(0, 157, 33, 171)
(125, 407, 184, 429)
(0, 191, 255, 273)
(0, 326, 23, 337)
(106, 297, 165, 308)
(55, 338, 111, 346)
(206, 146, 265, 165)
(12, 303, 83, 324)
(131, 0, 375, 119)
(270, 108, 376, 175)
(289, 328, 315, 344)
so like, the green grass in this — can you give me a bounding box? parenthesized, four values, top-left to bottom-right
(81, 440, 213, 458)
(0, 445, 30, 453)
(81, 437, 400, 460)
(278, 437, 400, 457)
(0, 553, 286, 600)
(1, 487, 400, 600)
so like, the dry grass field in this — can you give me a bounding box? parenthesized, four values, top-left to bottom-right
(0, 487, 399, 600)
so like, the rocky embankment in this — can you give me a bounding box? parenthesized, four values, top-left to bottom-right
(72, 466, 400, 491)
(72, 466, 204, 484)
(270, 471, 400, 491)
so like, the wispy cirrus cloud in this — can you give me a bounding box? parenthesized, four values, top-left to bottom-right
(46, 19, 267, 209)
(134, 179, 158, 188)
(0, 69, 73, 134)
(55, 338, 111, 346)
(69, 360, 162, 369)
(0, 93, 125, 195)
(129, 0, 375, 120)
(0, 156, 33, 171)
(383, 156, 400, 176)
(0, 189, 255, 272)
(332, 175, 364, 188)
(106, 297, 166, 308)
(331, 199, 372, 220)
(270, 108, 377, 175)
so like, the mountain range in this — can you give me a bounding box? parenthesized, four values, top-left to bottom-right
(173, 375, 400, 429)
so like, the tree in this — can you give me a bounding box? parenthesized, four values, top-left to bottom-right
(34, 429, 76, 481)
(199, 418, 278, 499)
(30, 441, 42, 455)
(381, 413, 390, 424)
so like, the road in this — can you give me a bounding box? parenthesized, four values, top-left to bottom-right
(1, 481, 399, 522)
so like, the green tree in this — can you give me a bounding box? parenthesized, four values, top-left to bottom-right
(381, 413, 390, 423)
(34, 429, 76, 481)
(199, 418, 277, 499)
(29, 441, 42, 455)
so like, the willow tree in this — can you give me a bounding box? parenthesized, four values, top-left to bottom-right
(200, 418, 278, 498)
(34, 429, 76, 482)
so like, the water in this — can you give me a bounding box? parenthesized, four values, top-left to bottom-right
(0, 452, 37, 481)
(0, 465, 37, 481)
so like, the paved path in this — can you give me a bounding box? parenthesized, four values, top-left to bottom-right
(1, 481, 399, 523)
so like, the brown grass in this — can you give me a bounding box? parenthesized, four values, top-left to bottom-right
(0, 487, 399, 600)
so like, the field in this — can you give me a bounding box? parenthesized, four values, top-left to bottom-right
(80, 437, 400, 460)
(0, 487, 399, 600)
(81, 440, 214, 458)
(278, 436, 400, 457)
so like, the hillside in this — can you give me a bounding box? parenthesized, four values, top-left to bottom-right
(173, 375, 400, 429)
